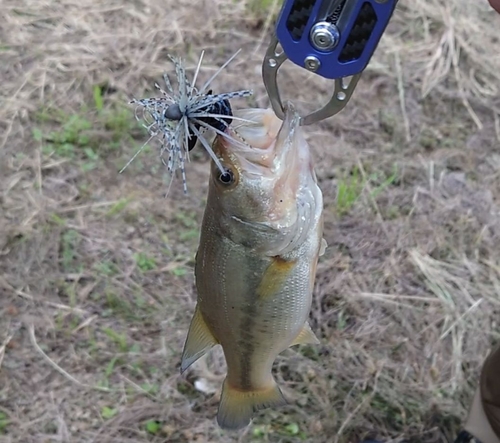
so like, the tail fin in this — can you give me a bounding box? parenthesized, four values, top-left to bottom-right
(217, 378, 287, 430)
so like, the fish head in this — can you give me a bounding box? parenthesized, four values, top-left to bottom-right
(208, 103, 322, 255)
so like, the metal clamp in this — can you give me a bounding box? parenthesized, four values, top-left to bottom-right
(262, 35, 361, 126)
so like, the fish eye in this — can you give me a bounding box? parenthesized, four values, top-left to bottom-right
(218, 169, 234, 185)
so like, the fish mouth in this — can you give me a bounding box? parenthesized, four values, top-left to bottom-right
(225, 102, 306, 180)
(214, 104, 321, 256)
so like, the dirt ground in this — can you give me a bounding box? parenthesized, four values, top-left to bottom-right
(1, 0, 500, 442)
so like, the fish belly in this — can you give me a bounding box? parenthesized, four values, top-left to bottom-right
(196, 226, 315, 391)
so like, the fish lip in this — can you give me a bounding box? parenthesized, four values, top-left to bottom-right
(265, 101, 300, 167)
(279, 102, 301, 139)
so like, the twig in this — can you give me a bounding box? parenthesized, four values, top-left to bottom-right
(350, 294, 428, 311)
(56, 201, 123, 214)
(0, 276, 89, 315)
(36, 143, 43, 196)
(28, 323, 113, 393)
(494, 111, 500, 143)
(439, 298, 483, 341)
(72, 315, 97, 334)
(334, 368, 381, 443)
(252, 0, 281, 55)
(355, 157, 390, 239)
(15, 290, 88, 315)
(119, 374, 156, 399)
(395, 51, 411, 142)
(447, 11, 483, 130)
(355, 292, 443, 303)
(0, 332, 15, 369)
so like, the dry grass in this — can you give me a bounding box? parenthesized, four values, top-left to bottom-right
(1, 0, 500, 442)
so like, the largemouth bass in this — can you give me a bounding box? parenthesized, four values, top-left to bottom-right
(181, 104, 325, 430)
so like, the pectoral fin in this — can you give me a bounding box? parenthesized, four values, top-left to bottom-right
(180, 306, 217, 373)
(257, 256, 296, 300)
(290, 322, 320, 346)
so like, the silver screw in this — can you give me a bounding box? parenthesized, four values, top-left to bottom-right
(304, 56, 321, 72)
(310, 21, 340, 52)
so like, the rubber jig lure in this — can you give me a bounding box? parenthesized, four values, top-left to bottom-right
(123, 50, 253, 194)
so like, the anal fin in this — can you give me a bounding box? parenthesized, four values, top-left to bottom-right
(290, 322, 320, 346)
(180, 306, 217, 373)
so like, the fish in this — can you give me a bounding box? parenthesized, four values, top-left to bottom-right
(180, 103, 326, 430)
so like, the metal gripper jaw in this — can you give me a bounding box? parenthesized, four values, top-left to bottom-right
(262, 0, 398, 125)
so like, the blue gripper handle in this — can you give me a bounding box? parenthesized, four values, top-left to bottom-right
(275, 0, 398, 80)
